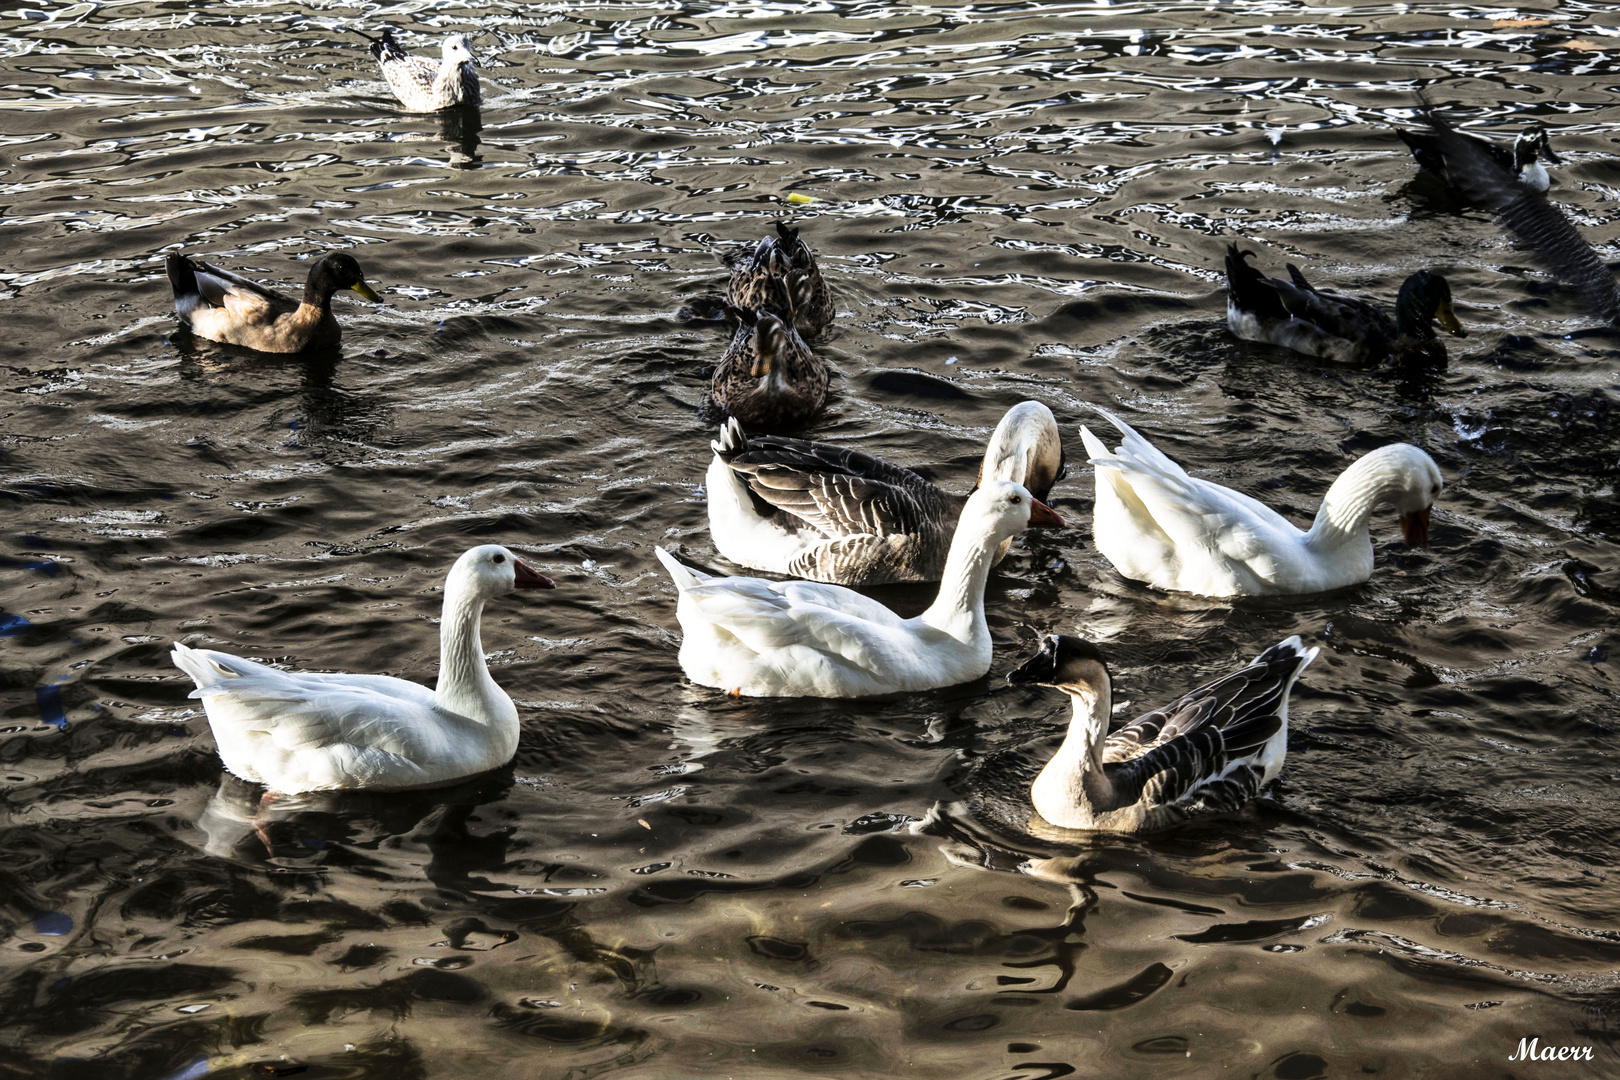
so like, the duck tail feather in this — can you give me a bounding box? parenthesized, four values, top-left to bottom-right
(165, 252, 197, 299)
(1223, 244, 1288, 318)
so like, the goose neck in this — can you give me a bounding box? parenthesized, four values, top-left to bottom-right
(435, 584, 498, 721)
(1035, 683, 1117, 818)
(1304, 453, 1400, 552)
(920, 515, 1003, 640)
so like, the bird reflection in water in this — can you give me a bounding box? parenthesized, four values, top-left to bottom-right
(910, 799, 1101, 997)
(193, 768, 518, 888)
(441, 105, 483, 168)
(172, 336, 393, 449)
(396, 106, 483, 169)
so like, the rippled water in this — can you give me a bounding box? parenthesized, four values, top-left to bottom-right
(3, 0, 1619, 1076)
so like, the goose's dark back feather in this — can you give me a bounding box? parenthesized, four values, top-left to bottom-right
(1419, 105, 1620, 326)
(1102, 639, 1309, 813)
(720, 431, 954, 540)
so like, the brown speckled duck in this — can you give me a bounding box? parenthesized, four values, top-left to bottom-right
(710, 282, 828, 431)
(724, 221, 834, 339)
(166, 252, 381, 353)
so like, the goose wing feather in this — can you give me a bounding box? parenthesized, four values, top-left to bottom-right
(1420, 103, 1620, 326)
(722, 433, 946, 539)
(1087, 409, 1302, 566)
(173, 645, 442, 785)
(1103, 639, 1308, 809)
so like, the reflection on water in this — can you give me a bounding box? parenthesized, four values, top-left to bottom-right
(2, 0, 1620, 1075)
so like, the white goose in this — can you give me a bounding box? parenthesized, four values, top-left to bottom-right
(706, 401, 1065, 586)
(358, 28, 481, 112)
(1008, 634, 1317, 832)
(1081, 409, 1443, 597)
(171, 545, 552, 794)
(657, 480, 1063, 698)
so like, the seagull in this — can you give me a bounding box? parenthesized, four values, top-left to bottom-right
(357, 28, 481, 112)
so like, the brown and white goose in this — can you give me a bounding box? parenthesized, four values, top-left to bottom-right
(1007, 634, 1317, 833)
(706, 401, 1065, 586)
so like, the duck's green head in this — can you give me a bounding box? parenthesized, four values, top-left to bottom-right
(308, 253, 382, 305)
(1395, 270, 1463, 341)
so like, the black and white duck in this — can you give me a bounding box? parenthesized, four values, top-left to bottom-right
(1415, 105, 1620, 328)
(1398, 121, 1560, 196)
(1224, 244, 1465, 367)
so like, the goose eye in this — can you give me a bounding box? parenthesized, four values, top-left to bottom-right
(493, 553, 506, 564)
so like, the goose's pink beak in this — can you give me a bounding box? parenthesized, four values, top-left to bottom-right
(1399, 508, 1431, 547)
(1028, 499, 1064, 529)
(513, 558, 555, 589)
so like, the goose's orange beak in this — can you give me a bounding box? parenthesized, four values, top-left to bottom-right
(1399, 508, 1431, 547)
(513, 558, 555, 589)
(1028, 499, 1064, 529)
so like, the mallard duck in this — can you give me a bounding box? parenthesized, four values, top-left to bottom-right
(171, 545, 553, 794)
(656, 481, 1064, 698)
(357, 27, 480, 112)
(165, 252, 382, 353)
(706, 401, 1065, 585)
(723, 222, 834, 338)
(1081, 408, 1443, 597)
(710, 286, 828, 431)
(1007, 634, 1317, 832)
(1416, 105, 1620, 328)
(1398, 121, 1560, 195)
(1224, 244, 1465, 367)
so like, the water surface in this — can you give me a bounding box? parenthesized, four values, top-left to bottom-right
(2, 0, 1618, 1076)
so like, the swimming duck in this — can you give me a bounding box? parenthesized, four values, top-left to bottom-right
(1224, 245, 1465, 367)
(1007, 634, 1317, 832)
(1081, 408, 1442, 597)
(1398, 121, 1560, 195)
(1416, 106, 1620, 328)
(171, 545, 553, 794)
(165, 252, 381, 354)
(357, 27, 480, 112)
(710, 283, 829, 431)
(656, 480, 1063, 698)
(706, 401, 1065, 586)
(723, 222, 834, 338)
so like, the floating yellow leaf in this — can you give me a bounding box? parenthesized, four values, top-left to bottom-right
(1492, 17, 1550, 27)
(785, 193, 819, 205)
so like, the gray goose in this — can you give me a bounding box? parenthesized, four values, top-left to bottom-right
(705, 401, 1064, 586)
(1007, 635, 1317, 833)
